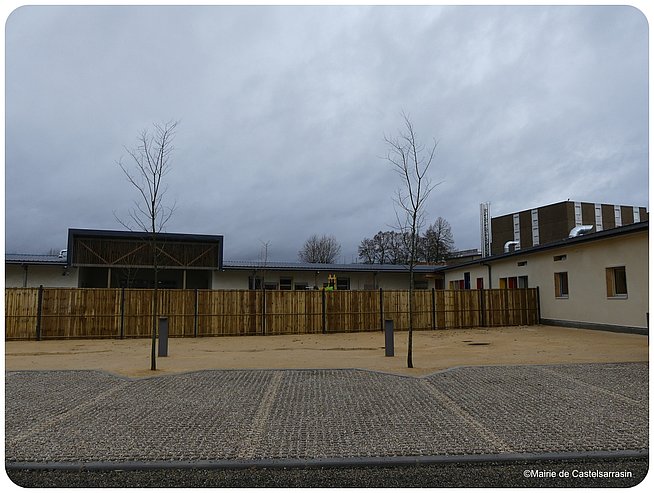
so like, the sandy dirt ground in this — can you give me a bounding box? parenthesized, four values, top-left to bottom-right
(4, 325, 648, 378)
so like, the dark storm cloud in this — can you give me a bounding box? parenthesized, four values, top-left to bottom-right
(4, 4, 648, 261)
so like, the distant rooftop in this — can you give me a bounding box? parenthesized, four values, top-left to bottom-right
(222, 260, 440, 273)
(5, 254, 67, 265)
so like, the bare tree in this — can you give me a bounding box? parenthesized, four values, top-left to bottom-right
(385, 112, 439, 368)
(358, 230, 410, 264)
(298, 234, 342, 263)
(419, 217, 455, 263)
(358, 237, 377, 264)
(116, 120, 178, 371)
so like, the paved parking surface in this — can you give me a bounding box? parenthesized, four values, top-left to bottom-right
(5, 363, 648, 467)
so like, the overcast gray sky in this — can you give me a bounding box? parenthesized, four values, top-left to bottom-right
(4, 4, 649, 262)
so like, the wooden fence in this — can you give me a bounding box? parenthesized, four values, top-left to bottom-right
(4, 287, 540, 340)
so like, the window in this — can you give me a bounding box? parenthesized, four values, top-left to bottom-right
(294, 282, 309, 291)
(553, 254, 567, 262)
(517, 261, 527, 267)
(464, 272, 471, 289)
(414, 280, 428, 290)
(279, 277, 293, 290)
(554, 272, 569, 298)
(606, 267, 627, 298)
(518, 276, 529, 289)
(248, 276, 262, 290)
(476, 277, 484, 289)
(336, 277, 350, 290)
(264, 282, 278, 290)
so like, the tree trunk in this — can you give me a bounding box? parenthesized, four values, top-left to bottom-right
(407, 267, 414, 368)
(151, 224, 157, 371)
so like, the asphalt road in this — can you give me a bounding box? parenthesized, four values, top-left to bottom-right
(6, 457, 649, 488)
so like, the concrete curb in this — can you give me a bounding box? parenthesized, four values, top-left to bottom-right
(6, 449, 649, 472)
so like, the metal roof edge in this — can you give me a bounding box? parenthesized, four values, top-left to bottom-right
(67, 228, 224, 243)
(5, 254, 67, 265)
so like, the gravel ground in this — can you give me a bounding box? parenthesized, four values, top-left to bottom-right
(5, 458, 649, 488)
(5, 362, 649, 487)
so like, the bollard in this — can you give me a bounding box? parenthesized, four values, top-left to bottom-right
(384, 319, 394, 357)
(158, 317, 169, 357)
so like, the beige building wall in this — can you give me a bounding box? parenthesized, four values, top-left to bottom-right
(445, 264, 489, 289)
(532, 233, 647, 329)
(5, 264, 79, 288)
(444, 230, 648, 330)
(213, 270, 339, 290)
(212, 269, 430, 290)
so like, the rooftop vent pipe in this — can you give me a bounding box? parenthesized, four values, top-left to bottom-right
(504, 240, 520, 253)
(568, 225, 594, 238)
(58, 249, 67, 259)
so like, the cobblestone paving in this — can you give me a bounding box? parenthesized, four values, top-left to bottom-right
(5, 363, 648, 466)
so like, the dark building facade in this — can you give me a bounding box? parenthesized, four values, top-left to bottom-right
(67, 229, 224, 289)
(490, 201, 648, 256)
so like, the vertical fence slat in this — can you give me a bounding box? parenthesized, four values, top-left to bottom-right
(35, 285, 44, 340)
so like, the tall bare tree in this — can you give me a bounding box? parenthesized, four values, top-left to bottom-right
(298, 234, 342, 263)
(385, 113, 439, 368)
(117, 120, 178, 371)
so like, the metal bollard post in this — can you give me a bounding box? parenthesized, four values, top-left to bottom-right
(384, 319, 394, 357)
(158, 317, 169, 357)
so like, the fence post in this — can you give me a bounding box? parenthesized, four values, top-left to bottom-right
(120, 287, 125, 339)
(521, 288, 527, 325)
(535, 286, 541, 325)
(322, 289, 326, 334)
(194, 289, 199, 337)
(36, 285, 44, 341)
(379, 287, 384, 331)
(431, 288, 436, 330)
(262, 287, 267, 335)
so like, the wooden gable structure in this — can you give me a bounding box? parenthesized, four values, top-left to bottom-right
(67, 229, 223, 289)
